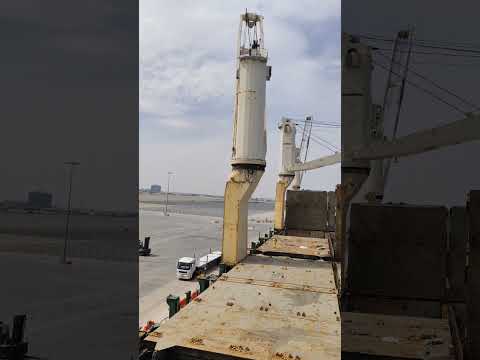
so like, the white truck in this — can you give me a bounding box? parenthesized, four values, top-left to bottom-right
(176, 251, 222, 280)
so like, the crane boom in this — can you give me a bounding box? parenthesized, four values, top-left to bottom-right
(288, 152, 341, 172)
(351, 114, 480, 161)
(283, 113, 479, 174)
(283, 112, 479, 173)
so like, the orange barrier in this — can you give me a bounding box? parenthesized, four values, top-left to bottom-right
(179, 298, 187, 308)
(179, 289, 199, 309)
(143, 320, 155, 331)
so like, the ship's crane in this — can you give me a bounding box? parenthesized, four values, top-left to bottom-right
(273, 118, 298, 231)
(274, 33, 480, 241)
(273, 116, 341, 231)
(341, 32, 480, 210)
(300, 114, 474, 208)
(221, 12, 271, 267)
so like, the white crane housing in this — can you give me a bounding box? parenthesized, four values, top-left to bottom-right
(222, 12, 272, 267)
(231, 12, 271, 167)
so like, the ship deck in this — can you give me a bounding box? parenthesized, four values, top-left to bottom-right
(342, 312, 452, 359)
(146, 235, 340, 359)
(255, 234, 331, 260)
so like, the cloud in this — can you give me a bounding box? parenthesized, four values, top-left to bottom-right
(140, 0, 340, 197)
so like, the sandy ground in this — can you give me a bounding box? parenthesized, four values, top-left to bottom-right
(140, 192, 224, 204)
(139, 266, 218, 327)
(139, 192, 273, 205)
(139, 192, 275, 218)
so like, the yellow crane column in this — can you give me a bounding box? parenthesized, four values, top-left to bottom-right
(222, 167, 264, 266)
(274, 175, 294, 232)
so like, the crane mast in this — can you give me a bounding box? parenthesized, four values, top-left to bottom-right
(292, 116, 313, 190)
(222, 12, 271, 267)
(273, 118, 297, 231)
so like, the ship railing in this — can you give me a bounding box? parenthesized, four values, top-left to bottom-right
(239, 47, 268, 58)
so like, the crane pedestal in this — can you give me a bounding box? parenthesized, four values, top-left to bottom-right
(222, 167, 264, 266)
(274, 175, 294, 232)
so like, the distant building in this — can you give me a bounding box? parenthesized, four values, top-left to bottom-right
(150, 184, 161, 193)
(1, 200, 28, 209)
(27, 191, 53, 208)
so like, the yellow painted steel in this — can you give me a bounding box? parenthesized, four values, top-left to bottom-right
(273, 177, 293, 231)
(222, 168, 264, 266)
(336, 172, 368, 289)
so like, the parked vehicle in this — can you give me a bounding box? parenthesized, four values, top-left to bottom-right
(176, 251, 222, 280)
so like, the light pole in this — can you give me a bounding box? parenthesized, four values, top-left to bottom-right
(62, 161, 80, 264)
(165, 171, 174, 216)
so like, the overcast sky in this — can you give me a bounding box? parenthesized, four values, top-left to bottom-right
(139, 0, 341, 198)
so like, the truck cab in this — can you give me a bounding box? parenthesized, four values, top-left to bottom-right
(176, 257, 196, 280)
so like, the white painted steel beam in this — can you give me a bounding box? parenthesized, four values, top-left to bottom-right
(351, 114, 480, 161)
(288, 152, 341, 172)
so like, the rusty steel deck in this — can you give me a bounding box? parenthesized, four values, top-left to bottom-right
(342, 312, 452, 359)
(256, 235, 330, 260)
(147, 236, 340, 359)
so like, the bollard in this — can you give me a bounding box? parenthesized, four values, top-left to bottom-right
(219, 263, 227, 276)
(185, 290, 191, 304)
(198, 277, 210, 293)
(219, 263, 232, 276)
(249, 242, 256, 255)
(143, 237, 150, 250)
(166, 295, 180, 318)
